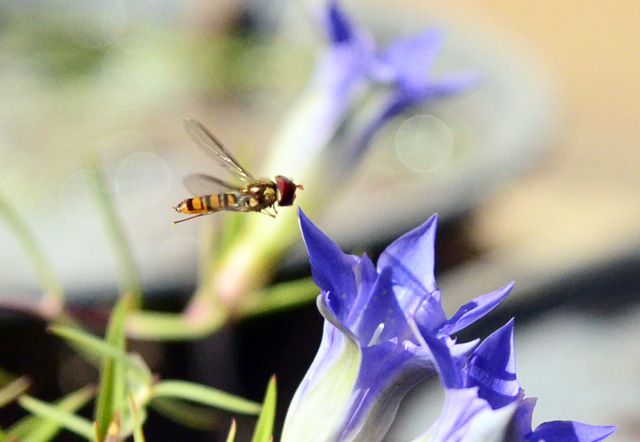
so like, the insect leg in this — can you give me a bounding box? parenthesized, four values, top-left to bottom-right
(173, 212, 213, 224)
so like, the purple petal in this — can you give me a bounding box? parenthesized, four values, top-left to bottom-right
(299, 209, 358, 320)
(376, 28, 444, 90)
(339, 341, 431, 441)
(326, 1, 353, 44)
(420, 330, 463, 389)
(508, 398, 538, 440)
(379, 71, 480, 123)
(528, 421, 616, 442)
(440, 282, 514, 335)
(467, 320, 521, 409)
(353, 268, 408, 345)
(378, 214, 438, 300)
(413, 71, 479, 101)
(345, 253, 378, 324)
(345, 70, 476, 164)
(413, 289, 447, 334)
(423, 388, 512, 440)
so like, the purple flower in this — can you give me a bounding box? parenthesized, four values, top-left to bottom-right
(416, 320, 617, 441)
(326, 2, 478, 164)
(272, 1, 475, 174)
(281, 210, 512, 441)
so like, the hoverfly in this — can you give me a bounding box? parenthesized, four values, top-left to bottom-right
(173, 119, 303, 224)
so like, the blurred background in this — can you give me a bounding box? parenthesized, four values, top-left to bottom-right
(0, 0, 638, 440)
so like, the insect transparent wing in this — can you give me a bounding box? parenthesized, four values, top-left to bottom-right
(183, 118, 256, 183)
(183, 173, 237, 197)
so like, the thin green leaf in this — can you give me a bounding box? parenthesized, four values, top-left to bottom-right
(85, 153, 141, 305)
(150, 398, 221, 431)
(50, 325, 150, 388)
(239, 277, 319, 318)
(0, 192, 64, 302)
(94, 296, 130, 441)
(7, 385, 94, 442)
(0, 377, 30, 408)
(225, 419, 237, 442)
(49, 326, 128, 366)
(152, 381, 260, 415)
(128, 394, 145, 442)
(251, 376, 277, 442)
(18, 395, 94, 440)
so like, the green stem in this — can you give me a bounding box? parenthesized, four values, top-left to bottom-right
(0, 377, 30, 408)
(126, 277, 318, 340)
(126, 299, 228, 341)
(85, 153, 142, 306)
(239, 277, 319, 318)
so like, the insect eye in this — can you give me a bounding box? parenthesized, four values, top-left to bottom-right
(276, 176, 298, 206)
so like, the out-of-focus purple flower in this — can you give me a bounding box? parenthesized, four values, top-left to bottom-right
(415, 320, 616, 441)
(281, 209, 512, 441)
(335, 6, 478, 164)
(269, 0, 474, 175)
(310, 2, 375, 143)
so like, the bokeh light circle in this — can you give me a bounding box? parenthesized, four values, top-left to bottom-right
(394, 114, 454, 173)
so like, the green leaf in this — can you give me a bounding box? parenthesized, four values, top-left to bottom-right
(150, 398, 220, 431)
(49, 326, 128, 367)
(18, 395, 94, 440)
(251, 376, 277, 442)
(152, 381, 260, 415)
(86, 153, 141, 306)
(128, 394, 145, 442)
(225, 419, 237, 442)
(7, 385, 94, 442)
(0, 192, 64, 303)
(49, 323, 126, 374)
(0, 377, 30, 408)
(94, 296, 130, 441)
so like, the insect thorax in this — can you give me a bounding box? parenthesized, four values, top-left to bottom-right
(243, 181, 278, 210)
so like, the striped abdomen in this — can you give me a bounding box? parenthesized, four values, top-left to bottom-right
(174, 193, 240, 214)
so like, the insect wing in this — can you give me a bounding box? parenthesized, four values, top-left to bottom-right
(184, 118, 256, 183)
(182, 173, 237, 197)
